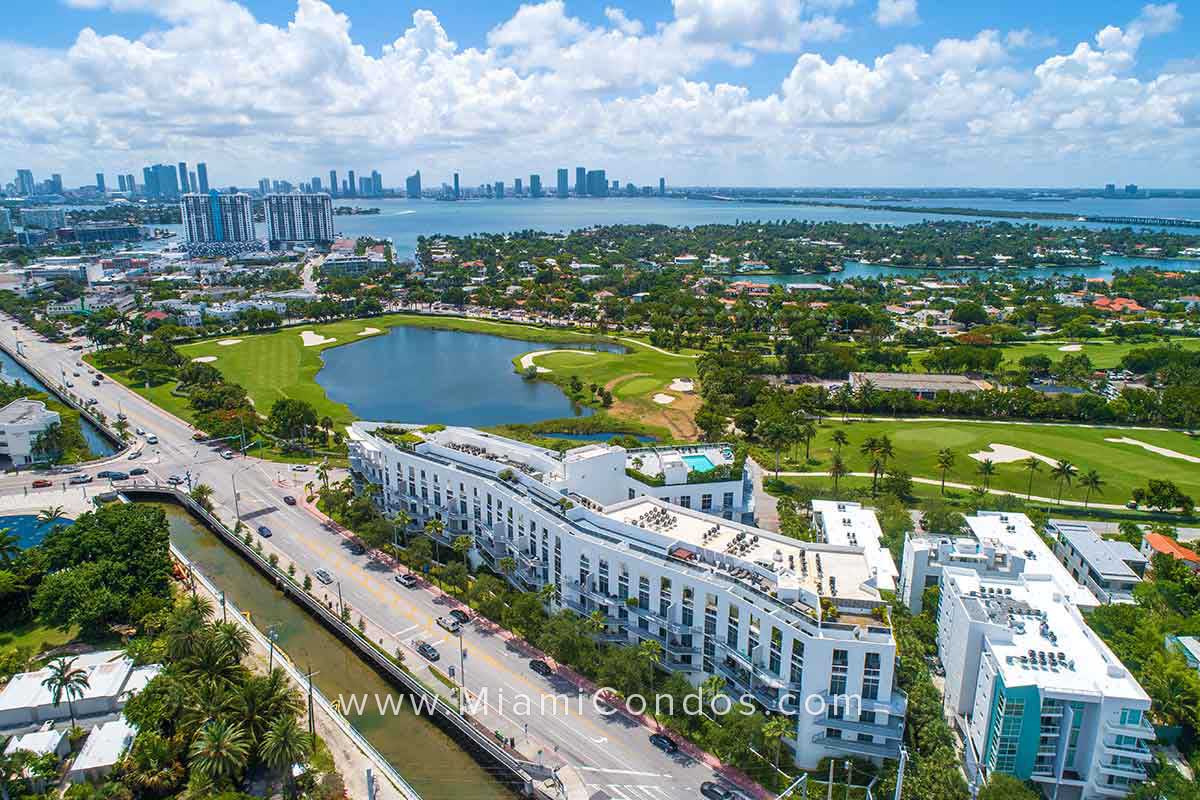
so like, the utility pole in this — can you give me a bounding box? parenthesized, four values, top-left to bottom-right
(336, 581, 344, 616)
(306, 665, 316, 738)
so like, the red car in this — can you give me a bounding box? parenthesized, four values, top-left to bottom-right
(32, 479, 53, 488)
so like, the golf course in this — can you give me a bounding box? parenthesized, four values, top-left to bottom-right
(753, 416, 1200, 507)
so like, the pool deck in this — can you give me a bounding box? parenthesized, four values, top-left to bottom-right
(0, 485, 101, 518)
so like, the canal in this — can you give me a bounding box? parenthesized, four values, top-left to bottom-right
(153, 500, 513, 799)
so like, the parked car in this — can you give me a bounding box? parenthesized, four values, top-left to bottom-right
(167, 474, 185, 485)
(127, 450, 141, 460)
(347, 542, 366, 556)
(97, 470, 118, 479)
(291, 464, 309, 472)
(257, 525, 272, 538)
(134, 427, 145, 436)
(221, 450, 235, 460)
(528, 659, 553, 677)
(69, 474, 93, 485)
(129, 467, 149, 476)
(436, 616, 461, 634)
(415, 641, 440, 662)
(117, 412, 127, 421)
(145, 434, 158, 444)
(191, 432, 206, 441)
(649, 734, 678, 755)
(448, 609, 471, 625)
(31, 479, 52, 488)
(314, 568, 334, 585)
(283, 495, 297, 506)
(107, 471, 129, 481)
(91, 379, 100, 386)
(700, 782, 734, 800)
(395, 573, 419, 588)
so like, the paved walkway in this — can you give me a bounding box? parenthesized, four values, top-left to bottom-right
(746, 457, 780, 532)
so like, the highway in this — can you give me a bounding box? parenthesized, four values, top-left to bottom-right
(0, 315, 756, 800)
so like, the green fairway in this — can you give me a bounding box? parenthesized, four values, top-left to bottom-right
(756, 417, 1200, 506)
(912, 337, 1200, 371)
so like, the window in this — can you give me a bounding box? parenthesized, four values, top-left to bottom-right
(638, 576, 650, 610)
(769, 628, 782, 674)
(679, 496, 691, 509)
(726, 606, 739, 648)
(863, 652, 881, 700)
(701, 493, 713, 511)
(723, 492, 734, 508)
(789, 639, 805, 685)
(1119, 708, 1142, 726)
(830, 649, 848, 697)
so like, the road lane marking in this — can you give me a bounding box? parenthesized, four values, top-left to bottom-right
(577, 768, 672, 778)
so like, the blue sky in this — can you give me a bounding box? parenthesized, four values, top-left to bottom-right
(2, 1, 1198, 187)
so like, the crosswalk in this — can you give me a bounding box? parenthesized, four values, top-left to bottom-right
(588, 783, 680, 800)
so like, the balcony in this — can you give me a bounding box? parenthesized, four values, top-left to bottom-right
(1090, 784, 1133, 799)
(820, 715, 904, 740)
(1104, 719, 1156, 740)
(811, 733, 901, 760)
(819, 689, 907, 718)
(1098, 761, 1148, 781)
(1101, 741, 1153, 761)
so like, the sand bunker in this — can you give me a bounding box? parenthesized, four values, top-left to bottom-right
(191, 356, 217, 363)
(653, 393, 676, 405)
(1058, 344, 1083, 352)
(300, 330, 337, 347)
(216, 338, 242, 346)
(969, 443, 1059, 467)
(1105, 437, 1200, 464)
(517, 349, 597, 374)
(668, 378, 695, 393)
(358, 327, 382, 336)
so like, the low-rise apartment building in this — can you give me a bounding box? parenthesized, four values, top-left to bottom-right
(0, 399, 61, 467)
(349, 424, 905, 768)
(1048, 521, 1147, 604)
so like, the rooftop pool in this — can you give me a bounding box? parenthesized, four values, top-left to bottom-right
(682, 454, 716, 473)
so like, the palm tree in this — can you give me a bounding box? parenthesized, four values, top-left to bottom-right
(41, 656, 90, 727)
(212, 621, 252, 664)
(762, 714, 792, 767)
(260, 714, 313, 794)
(113, 418, 130, 440)
(189, 720, 250, 787)
(1051, 460, 1077, 503)
(451, 534, 473, 569)
(1022, 456, 1042, 500)
(36, 506, 65, 527)
(1080, 469, 1105, 509)
(424, 518, 445, 543)
(831, 429, 848, 454)
(498, 557, 516, 581)
(392, 509, 412, 548)
(976, 458, 997, 491)
(829, 453, 848, 493)
(586, 609, 607, 634)
(798, 419, 817, 463)
(636, 639, 663, 719)
(936, 449, 955, 495)
(0, 529, 20, 566)
(124, 731, 185, 796)
(190, 483, 215, 512)
(316, 462, 330, 491)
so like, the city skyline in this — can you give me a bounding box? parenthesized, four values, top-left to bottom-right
(1, 1, 1197, 187)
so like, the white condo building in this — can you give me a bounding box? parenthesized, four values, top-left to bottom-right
(900, 513, 1154, 799)
(0, 399, 60, 467)
(349, 424, 906, 768)
(180, 191, 255, 244)
(264, 193, 335, 244)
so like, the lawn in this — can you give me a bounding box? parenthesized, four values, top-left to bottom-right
(0, 620, 80, 656)
(911, 337, 1200, 371)
(755, 417, 1200, 507)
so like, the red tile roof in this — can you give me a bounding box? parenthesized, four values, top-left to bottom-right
(1144, 532, 1200, 564)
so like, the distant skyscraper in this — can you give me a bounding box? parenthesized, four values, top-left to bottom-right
(342, 179, 349, 195)
(189, 171, 197, 194)
(258, 178, 270, 195)
(611, 179, 618, 192)
(494, 181, 504, 199)
(264, 193, 334, 243)
(149, 164, 180, 198)
(125, 173, 136, 194)
(143, 166, 158, 198)
(358, 176, 371, 195)
(406, 170, 422, 198)
(329, 170, 338, 198)
(181, 191, 255, 243)
(1125, 184, 1139, 196)
(49, 174, 64, 194)
(575, 166, 586, 196)
(16, 170, 34, 195)
(95, 173, 106, 193)
(556, 169, 569, 198)
(530, 174, 542, 198)
(371, 170, 382, 196)
(586, 169, 607, 197)
(117, 174, 127, 192)
(453, 172, 460, 200)
(347, 170, 357, 196)
(177, 161, 189, 193)
(311, 176, 323, 192)
(197, 162, 209, 193)
(514, 177, 523, 195)
(659, 177, 665, 196)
